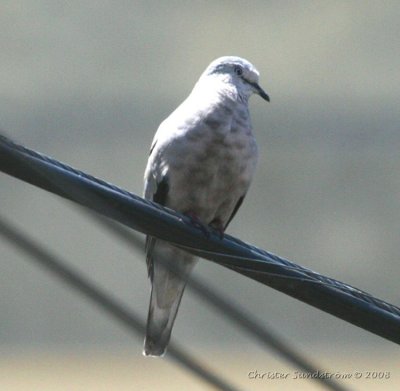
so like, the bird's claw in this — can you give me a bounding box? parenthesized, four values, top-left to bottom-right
(184, 212, 211, 238)
(183, 213, 225, 240)
(213, 227, 225, 240)
(209, 219, 225, 240)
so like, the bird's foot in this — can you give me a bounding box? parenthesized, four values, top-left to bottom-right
(184, 211, 211, 238)
(209, 219, 225, 240)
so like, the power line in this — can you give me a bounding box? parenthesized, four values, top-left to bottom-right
(1, 134, 400, 344)
(90, 212, 349, 391)
(0, 131, 349, 390)
(0, 215, 242, 391)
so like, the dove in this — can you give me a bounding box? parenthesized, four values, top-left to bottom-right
(143, 56, 269, 356)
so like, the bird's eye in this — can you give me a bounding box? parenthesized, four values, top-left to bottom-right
(234, 66, 243, 76)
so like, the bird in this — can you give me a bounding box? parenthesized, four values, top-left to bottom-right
(143, 56, 269, 356)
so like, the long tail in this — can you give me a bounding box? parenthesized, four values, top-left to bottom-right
(144, 241, 196, 357)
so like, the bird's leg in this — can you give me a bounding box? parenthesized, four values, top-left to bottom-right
(183, 211, 211, 238)
(209, 218, 225, 240)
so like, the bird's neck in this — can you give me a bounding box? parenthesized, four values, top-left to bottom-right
(192, 76, 248, 108)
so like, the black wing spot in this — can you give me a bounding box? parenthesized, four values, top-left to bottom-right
(145, 236, 156, 281)
(146, 175, 170, 281)
(153, 176, 169, 206)
(225, 195, 245, 230)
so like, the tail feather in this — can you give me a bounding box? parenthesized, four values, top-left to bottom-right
(144, 241, 196, 357)
(144, 281, 186, 357)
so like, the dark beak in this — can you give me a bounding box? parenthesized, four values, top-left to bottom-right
(254, 83, 270, 102)
(247, 80, 269, 102)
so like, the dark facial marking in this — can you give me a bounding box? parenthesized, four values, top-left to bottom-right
(149, 139, 157, 155)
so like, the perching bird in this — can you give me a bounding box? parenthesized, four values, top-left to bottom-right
(143, 56, 269, 356)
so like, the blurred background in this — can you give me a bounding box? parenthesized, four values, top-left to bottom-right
(1, 1, 400, 390)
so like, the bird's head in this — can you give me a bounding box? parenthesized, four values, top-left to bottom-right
(201, 56, 270, 102)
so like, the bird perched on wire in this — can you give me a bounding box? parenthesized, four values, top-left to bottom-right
(143, 56, 269, 356)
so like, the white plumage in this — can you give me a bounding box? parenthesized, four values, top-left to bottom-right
(143, 56, 269, 356)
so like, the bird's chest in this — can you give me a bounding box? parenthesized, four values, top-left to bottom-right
(161, 101, 258, 215)
(177, 124, 257, 201)
(198, 130, 254, 178)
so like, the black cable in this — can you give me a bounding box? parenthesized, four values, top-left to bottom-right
(90, 213, 349, 391)
(1, 134, 400, 346)
(0, 215, 242, 391)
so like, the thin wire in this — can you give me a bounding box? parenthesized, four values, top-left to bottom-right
(178, 244, 400, 314)
(0, 215, 242, 391)
(90, 213, 349, 391)
(1, 134, 400, 345)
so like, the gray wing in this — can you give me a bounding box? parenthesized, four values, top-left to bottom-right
(145, 175, 169, 281)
